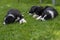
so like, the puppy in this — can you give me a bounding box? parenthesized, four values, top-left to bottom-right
(36, 6, 58, 21)
(3, 9, 26, 25)
(29, 6, 43, 18)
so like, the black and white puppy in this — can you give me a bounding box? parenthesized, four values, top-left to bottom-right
(29, 6, 43, 18)
(3, 9, 26, 25)
(36, 6, 58, 21)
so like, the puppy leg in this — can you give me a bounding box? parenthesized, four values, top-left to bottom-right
(33, 14, 38, 18)
(19, 18, 27, 24)
(40, 18, 45, 21)
(36, 16, 42, 20)
(40, 15, 47, 21)
(15, 17, 20, 22)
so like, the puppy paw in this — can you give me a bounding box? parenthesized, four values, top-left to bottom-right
(41, 18, 45, 21)
(19, 18, 27, 24)
(36, 16, 41, 20)
(33, 14, 38, 18)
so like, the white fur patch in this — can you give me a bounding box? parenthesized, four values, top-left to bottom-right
(29, 13, 32, 15)
(43, 15, 47, 18)
(8, 14, 15, 18)
(40, 18, 45, 21)
(36, 16, 42, 20)
(36, 15, 47, 21)
(3, 22, 6, 25)
(47, 10, 54, 18)
(40, 15, 47, 21)
(15, 17, 20, 21)
(33, 14, 38, 18)
(19, 18, 26, 24)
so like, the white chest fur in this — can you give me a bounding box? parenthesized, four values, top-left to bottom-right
(47, 10, 54, 18)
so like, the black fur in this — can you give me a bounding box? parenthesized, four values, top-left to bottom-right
(29, 6, 43, 16)
(4, 9, 23, 24)
(41, 6, 58, 20)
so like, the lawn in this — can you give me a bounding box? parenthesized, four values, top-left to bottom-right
(0, 0, 60, 40)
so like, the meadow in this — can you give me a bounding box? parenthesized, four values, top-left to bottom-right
(0, 0, 60, 40)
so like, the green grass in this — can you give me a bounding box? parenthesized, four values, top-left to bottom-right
(0, 0, 60, 40)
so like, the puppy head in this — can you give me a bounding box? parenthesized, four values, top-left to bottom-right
(35, 6, 43, 16)
(3, 16, 15, 25)
(29, 6, 37, 15)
